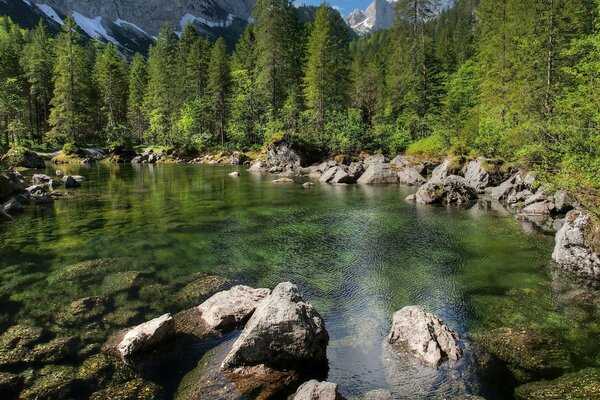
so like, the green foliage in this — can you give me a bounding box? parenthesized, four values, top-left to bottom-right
(62, 142, 79, 155)
(406, 134, 446, 156)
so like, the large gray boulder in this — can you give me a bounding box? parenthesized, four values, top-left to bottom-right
(221, 282, 328, 371)
(414, 181, 444, 204)
(267, 140, 308, 168)
(387, 306, 462, 368)
(197, 285, 270, 331)
(249, 161, 266, 172)
(398, 167, 426, 186)
(357, 164, 399, 185)
(319, 167, 339, 183)
(552, 210, 600, 280)
(117, 313, 175, 359)
(430, 159, 452, 183)
(2, 197, 24, 214)
(331, 168, 355, 184)
(463, 159, 490, 192)
(31, 174, 52, 185)
(294, 380, 345, 400)
(443, 175, 478, 204)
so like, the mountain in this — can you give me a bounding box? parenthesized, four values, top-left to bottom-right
(0, 0, 255, 55)
(347, 0, 397, 35)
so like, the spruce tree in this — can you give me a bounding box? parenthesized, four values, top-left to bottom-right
(207, 37, 230, 146)
(144, 22, 179, 144)
(94, 43, 129, 143)
(128, 53, 148, 143)
(48, 16, 92, 144)
(21, 21, 53, 143)
(303, 5, 350, 132)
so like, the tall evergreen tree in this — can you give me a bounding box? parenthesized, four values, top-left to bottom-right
(94, 43, 129, 142)
(21, 21, 53, 143)
(48, 16, 92, 144)
(303, 4, 350, 132)
(128, 53, 148, 143)
(145, 22, 179, 144)
(207, 37, 230, 146)
(253, 0, 302, 118)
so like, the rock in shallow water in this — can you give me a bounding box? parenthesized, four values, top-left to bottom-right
(221, 282, 329, 371)
(552, 210, 600, 281)
(471, 327, 572, 382)
(514, 367, 600, 400)
(294, 379, 345, 400)
(387, 306, 462, 368)
(198, 285, 270, 331)
(357, 164, 399, 185)
(117, 313, 175, 359)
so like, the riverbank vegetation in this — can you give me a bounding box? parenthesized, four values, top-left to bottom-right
(0, 0, 598, 194)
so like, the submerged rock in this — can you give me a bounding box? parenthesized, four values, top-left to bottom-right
(0, 372, 23, 397)
(272, 178, 294, 184)
(117, 313, 175, 359)
(357, 164, 399, 185)
(294, 380, 345, 400)
(471, 327, 572, 382)
(514, 367, 600, 400)
(90, 377, 164, 400)
(552, 210, 600, 281)
(198, 285, 270, 332)
(19, 365, 78, 399)
(55, 296, 112, 326)
(221, 282, 329, 371)
(387, 306, 462, 368)
(173, 274, 228, 309)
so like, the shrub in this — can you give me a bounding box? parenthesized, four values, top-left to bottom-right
(406, 134, 446, 155)
(62, 142, 80, 155)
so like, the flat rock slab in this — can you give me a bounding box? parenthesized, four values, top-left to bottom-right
(117, 313, 175, 359)
(387, 306, 462, 368)
(198, 285, 271, 331)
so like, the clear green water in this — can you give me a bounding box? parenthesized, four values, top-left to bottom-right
(1, 163, 599, 399)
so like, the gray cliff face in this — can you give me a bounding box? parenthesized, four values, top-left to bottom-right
(32, 0, 255, 36)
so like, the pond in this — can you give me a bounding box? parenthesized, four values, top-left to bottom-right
(0, 163, 598, 399)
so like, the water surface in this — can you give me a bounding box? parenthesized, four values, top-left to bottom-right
(1, 163, 598, 399)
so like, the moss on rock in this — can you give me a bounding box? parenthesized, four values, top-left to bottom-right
(515, 368, 600, 400)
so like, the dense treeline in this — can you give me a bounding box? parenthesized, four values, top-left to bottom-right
(0, 0, 598, 192)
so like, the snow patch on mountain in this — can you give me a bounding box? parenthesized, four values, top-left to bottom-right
(72, 12, 118, 45)
(179, 13, 235, 29)
(114, 18, 148, 36)
(36, 3, 63, 25)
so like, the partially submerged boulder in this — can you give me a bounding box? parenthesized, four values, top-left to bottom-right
(197, 285, 270, 331)
(414, 181, 444, 204)
(443, 175, 479, 205)
(552, 210, 600, 281)
(294, 380, 345, 400)
(397, 167, 426, 186)
(387, 306, 462, 368)
(357, 164, 399, 185)
(471, 327, 572, 382)
(117, 313, 175, 360)
(221, 282, 328, 371)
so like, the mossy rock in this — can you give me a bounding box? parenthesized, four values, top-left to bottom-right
(26, 336, 80, 364)
(54, 296, 112, 327)
(0, 372, 23, 397)
(47, 258, 137, 287)
(515, 368, 600, 400)
(100, 271, 154, 295)
(19, 365, 78, 400)
(471, 328, 572, 383)
(90, 377, 164, 400)
(2, 147, 45, 169)
(103, 308, 142, 328)
(0, 324, 44, 351)
(77, 353, 114, 390)
(172, 274, 228, 309)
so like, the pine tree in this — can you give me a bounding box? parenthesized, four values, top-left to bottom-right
(21, 21, 53, 143)
(207, 37, 230, 146)
(253, 0, 302, 118)
(145, 22, 179, 144)
(94, 43, 129, 143)
(127, 53, 147, 143)
(48, 16, 92, 144)
(303, 5, 350, 132)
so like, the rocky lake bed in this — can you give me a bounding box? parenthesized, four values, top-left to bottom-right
(0, 146, 599, 399)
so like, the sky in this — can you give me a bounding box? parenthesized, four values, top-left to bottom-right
(294, 1, 374, 17)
